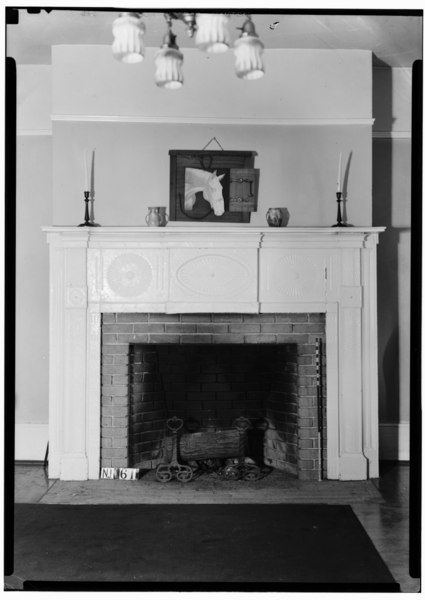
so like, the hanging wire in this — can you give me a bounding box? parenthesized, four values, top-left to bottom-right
(202, 137, 224, 151)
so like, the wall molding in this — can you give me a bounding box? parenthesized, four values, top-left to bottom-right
(17, 124, 410, 138)
(15, 423, 49, 461)
(17, 129, 52, 136)
(379, 422, 410, 461)
(51, 114, 375, 127)
(373, 131, 411, 139)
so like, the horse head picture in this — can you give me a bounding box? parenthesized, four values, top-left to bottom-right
(184, 168, 226, 216)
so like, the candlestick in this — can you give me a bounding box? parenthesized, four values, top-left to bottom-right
(332, 191, 347, 227)
(77, 190, 100, 227)
(336, 152, 342, 193)
(79, 191, 91, 227)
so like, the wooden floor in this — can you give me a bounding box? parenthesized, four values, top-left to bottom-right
(13, 461, 420, 592)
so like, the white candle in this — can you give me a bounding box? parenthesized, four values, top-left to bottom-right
(84, 150, 89, 190)
(337, 152, 342, 193)
(90, 149, 95, 195)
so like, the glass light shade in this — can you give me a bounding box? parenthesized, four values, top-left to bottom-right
(195, 13, 230, 53)
(112, 13, 145, 64)
(234, 35, 265, 80)
(155, 47, 184, 89)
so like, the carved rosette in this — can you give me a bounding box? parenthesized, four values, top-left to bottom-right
(175, 254, 251, 298)
(65, 286, 87, 308)
(106, 254, 153, 298)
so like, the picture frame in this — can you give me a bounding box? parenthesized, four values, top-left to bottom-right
(169, 150, 259, 223)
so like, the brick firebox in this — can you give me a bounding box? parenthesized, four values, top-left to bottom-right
(101, 312, 326, 480)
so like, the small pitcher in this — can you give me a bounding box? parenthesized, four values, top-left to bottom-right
(157, 207, 169, 227)
(145, 207, 163, 227)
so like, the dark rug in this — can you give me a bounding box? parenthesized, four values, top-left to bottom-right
(11, 503, 399, 592)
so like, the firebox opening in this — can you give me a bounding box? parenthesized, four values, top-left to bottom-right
(100, 313, 326, 481)
(127, 343, 323, 479)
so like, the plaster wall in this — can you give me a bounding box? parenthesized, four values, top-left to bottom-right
(15, 135, 51, 426)
(52, 46, 372, 120)
(373, 66, 412, 430)
(15, 65, 52, 437)
(374, 137, 411, 424)
(373, 67, 413, 133)
(16, 65, 51, 133)
(52, 121, 371, 228)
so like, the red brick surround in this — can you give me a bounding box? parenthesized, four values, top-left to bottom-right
(101, 313, 326, 480)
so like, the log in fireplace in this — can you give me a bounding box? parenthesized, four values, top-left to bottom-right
(44, 226, 384, 481)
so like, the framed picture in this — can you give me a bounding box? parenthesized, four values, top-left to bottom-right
(169, 150, 259, 223)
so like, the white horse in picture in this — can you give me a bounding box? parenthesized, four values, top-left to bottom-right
(184, 168, 225, 216)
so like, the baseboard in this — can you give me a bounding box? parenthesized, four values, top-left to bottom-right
(379, 422, 410, 461)
(15, 424, 48, 461)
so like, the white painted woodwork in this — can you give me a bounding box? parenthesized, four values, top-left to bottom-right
(44, 226, 384, 481)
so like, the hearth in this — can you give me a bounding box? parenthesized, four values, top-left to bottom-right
(44, 226, 384, 480)
(100, 312, 326, 480)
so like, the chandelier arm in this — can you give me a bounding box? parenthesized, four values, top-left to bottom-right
(167, 12, 197, 37)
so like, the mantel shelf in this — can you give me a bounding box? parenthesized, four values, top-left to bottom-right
(43, 226, 385, 234)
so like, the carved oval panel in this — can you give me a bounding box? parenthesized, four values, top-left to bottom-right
(176, 254, 251, 298)
(106, 254, 153, 298)
(276, 254, 323, 298)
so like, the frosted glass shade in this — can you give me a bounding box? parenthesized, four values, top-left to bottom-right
(234, 35, 265, 80)
(112, 14, 145, 64)
(155, 47, 184, 89)
(195, 13, 230, 53)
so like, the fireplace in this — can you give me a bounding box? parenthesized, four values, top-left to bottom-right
(43, 226, 384, 481)
(100, 312, 326, 480)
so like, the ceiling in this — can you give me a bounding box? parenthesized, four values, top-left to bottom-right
(6, 8, 423, 67)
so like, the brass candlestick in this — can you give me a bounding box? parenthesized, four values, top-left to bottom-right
(332, 191, 347, 227)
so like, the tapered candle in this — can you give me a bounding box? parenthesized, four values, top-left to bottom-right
(336, 152, 342, 193)
(84, 149, 89, 190)
(90, 149, 95, 196)
(89, 149, 96, 223)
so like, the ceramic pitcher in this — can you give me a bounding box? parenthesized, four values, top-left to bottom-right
(145, 207, 163, 227)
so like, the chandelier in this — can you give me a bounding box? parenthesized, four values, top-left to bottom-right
(111, 12, 265, 89)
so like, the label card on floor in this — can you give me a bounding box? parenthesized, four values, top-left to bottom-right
(118, 468, 139, 480)
(100, 468, 139, 480)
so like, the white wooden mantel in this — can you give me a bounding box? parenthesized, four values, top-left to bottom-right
(43, 226, 384, 481)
